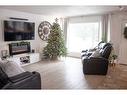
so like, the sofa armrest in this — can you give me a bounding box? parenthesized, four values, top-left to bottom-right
(82, 50, 88, 52)
(2, 71, 41, 89)
(83, 57, 108, 63)
(9, 71, 33, 83)
(81, 52, 92, 58)
(90, 57, 108, 62)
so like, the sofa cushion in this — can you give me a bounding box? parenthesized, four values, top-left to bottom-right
(0, 61, 25, 77)
(90, 50, 101, 58)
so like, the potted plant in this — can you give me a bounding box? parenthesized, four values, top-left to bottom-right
(109, 53, 118, 66)
(111, 54, 118, 63)
(109, 45, 118, 66)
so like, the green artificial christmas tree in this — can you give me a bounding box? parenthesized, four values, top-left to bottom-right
(43, 19, 67, 60)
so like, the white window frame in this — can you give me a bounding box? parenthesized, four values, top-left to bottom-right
(66, 16, 102, 58)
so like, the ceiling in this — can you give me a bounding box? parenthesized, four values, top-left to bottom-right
(0, 6, 126, 17)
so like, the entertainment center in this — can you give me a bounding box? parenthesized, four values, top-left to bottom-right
(7, 53, 40, 66)
(1, 19, 41, 66)
(6, 42, 40, 66)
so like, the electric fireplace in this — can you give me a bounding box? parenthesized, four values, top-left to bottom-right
(9, 42, 31, 56)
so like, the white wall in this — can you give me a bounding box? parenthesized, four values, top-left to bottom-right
(2, 9, 126, 63)
(110, 12, 127, 64)
(0, 9, 55, 57)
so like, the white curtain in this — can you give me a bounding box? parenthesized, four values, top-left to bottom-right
(62, 18, 69, 46)
(62, 14, 111, 57)
(101, 14, 111, 42)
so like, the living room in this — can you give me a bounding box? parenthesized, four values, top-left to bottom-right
(1, 2, 127, 93)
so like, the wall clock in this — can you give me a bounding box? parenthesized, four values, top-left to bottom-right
(38, 21, 52, 41)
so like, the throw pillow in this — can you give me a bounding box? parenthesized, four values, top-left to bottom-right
(0, 60, 25, 77)
(90, 49, 101, 57)
(98, 43, 106, 49)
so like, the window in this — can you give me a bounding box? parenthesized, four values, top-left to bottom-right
(67, 22, 101, 53)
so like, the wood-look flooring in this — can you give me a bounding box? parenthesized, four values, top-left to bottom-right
(23, 57, 127, 89)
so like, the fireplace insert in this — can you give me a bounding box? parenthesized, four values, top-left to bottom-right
(9, 42, 31, 56)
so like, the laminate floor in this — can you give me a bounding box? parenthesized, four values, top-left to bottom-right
(23, 57, 127, 89)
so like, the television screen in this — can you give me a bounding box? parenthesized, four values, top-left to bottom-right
(4, 20, 35, 41)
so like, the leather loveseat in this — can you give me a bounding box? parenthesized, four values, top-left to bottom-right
(81, 43, 112, 75)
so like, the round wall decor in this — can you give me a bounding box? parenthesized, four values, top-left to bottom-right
(38, 21, 52, 41)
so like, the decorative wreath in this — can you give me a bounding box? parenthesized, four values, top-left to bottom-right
(124, 27, 127, 39)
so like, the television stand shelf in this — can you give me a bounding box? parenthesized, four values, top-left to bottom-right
(7, 53, 40, 66)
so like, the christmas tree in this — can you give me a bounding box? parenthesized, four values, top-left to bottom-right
(43, 19, 67, 60)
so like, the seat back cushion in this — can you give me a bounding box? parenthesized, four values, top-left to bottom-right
(90, 50, 101, 58)
(102, 43, 112, 49)
(101, 44, 112, 59)
(0, 62, 10, 88)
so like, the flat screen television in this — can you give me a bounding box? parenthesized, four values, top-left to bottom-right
(4, 20, 35, 41)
